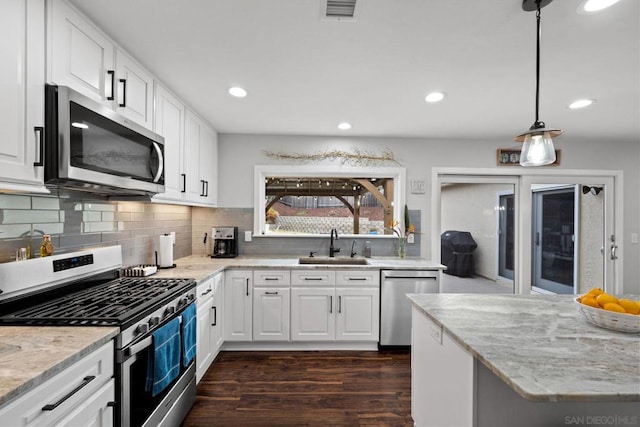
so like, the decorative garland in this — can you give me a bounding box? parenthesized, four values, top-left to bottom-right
(263, 148, 400, 166)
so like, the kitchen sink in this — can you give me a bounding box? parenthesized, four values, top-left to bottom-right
(298, 256, 369, 265)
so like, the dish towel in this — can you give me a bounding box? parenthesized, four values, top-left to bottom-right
(146, 317, 181, 397)
(181, 302, 197, 367)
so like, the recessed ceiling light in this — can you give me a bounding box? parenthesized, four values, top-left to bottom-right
(569, 99, 596, 109)
(425, 92, 446, 103)
(578, 0, 621, 13)
(228, 86, 247, 98)
(337, 122, 352, 130)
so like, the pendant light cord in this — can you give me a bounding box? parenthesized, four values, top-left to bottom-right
(534, 1, 541, 124)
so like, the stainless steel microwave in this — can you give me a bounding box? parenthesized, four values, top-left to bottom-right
(44, 85, 164, 196)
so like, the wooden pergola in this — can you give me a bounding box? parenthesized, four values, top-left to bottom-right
(265, 177, 393, 234)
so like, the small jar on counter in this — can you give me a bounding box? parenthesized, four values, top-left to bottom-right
(40, 234, 55, 257)
(364, 241, 372, 258)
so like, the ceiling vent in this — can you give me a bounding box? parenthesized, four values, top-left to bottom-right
(324, 0, 357, 20)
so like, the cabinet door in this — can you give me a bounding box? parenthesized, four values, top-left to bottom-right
(49, 0, 115, 102)
(115, 49, 154, 129)
(224, 270, 252, 341)
(210, 273, 224, 354)
(291, 287, 335, 341)
(198, 124, 218, 206)
(253, 287, 290, 341)
(183, 110, 203, 202)
(336, 287, 380, 341)
(0, 0, 46, 189)
(196, 284, 214, 383)
(153, 83, 185, 202)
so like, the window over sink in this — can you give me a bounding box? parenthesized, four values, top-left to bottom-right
(254, 166, 406, 237)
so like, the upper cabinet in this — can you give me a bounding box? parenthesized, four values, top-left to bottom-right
(0, 0, 48, 192)
(48, 0, 153, 130)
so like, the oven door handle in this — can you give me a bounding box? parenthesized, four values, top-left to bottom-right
(127, 336, 153, 358)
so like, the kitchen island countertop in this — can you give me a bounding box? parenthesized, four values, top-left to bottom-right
(0, 326, 118, 407)
(408, 293, 640, 402)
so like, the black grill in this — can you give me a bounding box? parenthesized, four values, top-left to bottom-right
(0, 277, 195, 327)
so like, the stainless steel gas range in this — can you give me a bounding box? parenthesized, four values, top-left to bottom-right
(0, 246, 197, 427)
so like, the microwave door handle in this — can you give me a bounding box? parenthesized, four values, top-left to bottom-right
(152, 142, 164, 183)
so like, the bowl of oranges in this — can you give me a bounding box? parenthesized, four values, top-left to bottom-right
(575, 288, 640, 333)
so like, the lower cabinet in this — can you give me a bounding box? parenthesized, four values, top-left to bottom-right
(196, 272, 224, 383)
(0, 340, 115, 426)
(224, 270, 253, 342)
(290, 286, 379, 342)
(253, 287, 290, 341)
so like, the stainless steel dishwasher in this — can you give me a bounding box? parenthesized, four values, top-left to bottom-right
(380, 269, 439, 348)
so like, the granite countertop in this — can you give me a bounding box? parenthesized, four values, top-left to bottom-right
(0, 326, 119, 407)
(408, 294, 640, 402)
(155, 255, 445, 283)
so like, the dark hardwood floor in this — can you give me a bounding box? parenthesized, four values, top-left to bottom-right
(181, 351, 412, 427)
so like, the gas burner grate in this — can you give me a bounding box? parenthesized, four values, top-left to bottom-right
(0, 277, 195, 326)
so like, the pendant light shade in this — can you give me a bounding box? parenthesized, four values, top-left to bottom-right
(515, 0, 562, 166)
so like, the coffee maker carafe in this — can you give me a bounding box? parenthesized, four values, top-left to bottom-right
(211, 227, 238, 258)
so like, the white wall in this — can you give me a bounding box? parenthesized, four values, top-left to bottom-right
(217, 133, 640, 293)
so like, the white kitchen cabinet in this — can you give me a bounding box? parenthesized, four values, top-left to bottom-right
(48, 0, 154, 130)
(114, 49, 154, 129)
(335, 287, 379, 341)
(291, 269, 379, 343)
(253, 287, 290, 341)
(0, 340, 115, 426)
(152, 83, 185, 202)
(196, 272, 224, 383)
(290, 287, 336, 341)
(48, 0, 115, 102)
(184, 109, 217, 206)
(0, 0, 47, 192)
(224, 270, 252, 342)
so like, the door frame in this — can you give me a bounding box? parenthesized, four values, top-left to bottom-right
(432, 168, 623, 294)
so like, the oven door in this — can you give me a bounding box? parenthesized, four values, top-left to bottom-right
(117, 316, 196, 427)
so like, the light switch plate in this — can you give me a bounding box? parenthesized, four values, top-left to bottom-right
(244, 230, 252, 242)
(407, 234, 415, 244)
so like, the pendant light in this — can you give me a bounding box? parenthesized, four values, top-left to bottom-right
(515, 0, 562, 166)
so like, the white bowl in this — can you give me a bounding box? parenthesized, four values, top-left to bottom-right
(575, 297, 640, 333)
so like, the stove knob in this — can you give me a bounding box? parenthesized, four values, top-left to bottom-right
(178, 297, 188, 307)
(136, 323, 149, 334)
(187, 293, 196, 302)
(164, 306, 175, 318)
(149, 317, 160, 327)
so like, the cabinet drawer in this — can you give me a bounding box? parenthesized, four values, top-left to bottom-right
(197, 278, 215, 301)
(291, 270, 336, 286)
(336, 270, 380, 286)
(253, 270, 291, 286)
(0, 340, 114, 426)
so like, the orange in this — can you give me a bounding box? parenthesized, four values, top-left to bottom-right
(603, 303, 626, 313)
(596, 293, 619, 307)
(586, 288, 604, 297)
(580, 296, 599, 308)
(618, 299, 640, 315)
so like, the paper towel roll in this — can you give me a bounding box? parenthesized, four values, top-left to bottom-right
(158, 234, 174, 268)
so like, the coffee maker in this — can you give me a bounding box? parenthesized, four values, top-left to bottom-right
(211, 227, 238, 258)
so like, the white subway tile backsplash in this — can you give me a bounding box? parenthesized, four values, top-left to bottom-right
(32, 197, 60, 210)
(2, 210, 61, 224)
(0, 194, 30, 209)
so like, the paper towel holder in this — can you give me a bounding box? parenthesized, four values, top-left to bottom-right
(155, 250, 176, 269)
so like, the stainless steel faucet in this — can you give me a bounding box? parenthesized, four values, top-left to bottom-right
(329, 228, 340, 257)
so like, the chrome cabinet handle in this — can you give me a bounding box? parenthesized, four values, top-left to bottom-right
(329, 295, 333, 313)
(42, 375, 96, 411)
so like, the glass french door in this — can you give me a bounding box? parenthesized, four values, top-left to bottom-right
(498, 193, 515, 281)
(531, 186, 577, 294)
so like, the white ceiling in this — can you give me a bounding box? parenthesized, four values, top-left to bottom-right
(68, 0, 639, 142)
